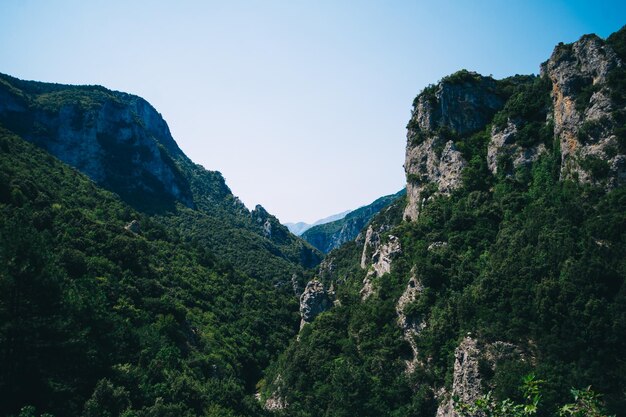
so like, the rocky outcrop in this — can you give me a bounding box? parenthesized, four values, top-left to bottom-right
(543, 34, 626, 187)
(487, 121, 548, 176)
(263, 375, 288, 411)
(436, 337, 482, 417)
(124, 220, 141, 234)
(404, 72, 505, 221)
(360, 235, 401, 300)
(396, 274, 425, 373)
(436, 337, 526, 417)
(360, 225, 381, 269)
(0, 78, 194, 209)
(299, 280, 332, 329)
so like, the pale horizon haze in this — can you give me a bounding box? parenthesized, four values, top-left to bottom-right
(1, 1, 624, 223)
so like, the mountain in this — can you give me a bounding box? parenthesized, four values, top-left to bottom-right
(0, 73, 323, 416)
(0, 127, 305, 417)
(261, 27, 626, 417)
(2, 25, 626, 417)
(0, 72, 322, 285)
(301, 189, 406, 253)
(285, 210, 351, 235)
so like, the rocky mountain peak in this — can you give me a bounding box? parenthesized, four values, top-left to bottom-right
(404, 71, 505, 220)
(404, 28, 626, 222)
(543, 32, 626, 188)
(411, 70, 504, 136)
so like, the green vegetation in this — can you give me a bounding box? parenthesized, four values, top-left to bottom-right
(442, 69, 484, 86)
(492, 75, 553, 147)
(455, 374, 543, 417)
(301, 190, 405, 253)
(0, 127, 300, 417)
(264, 125, 625, 416)
(0, 72, 321, 285)
(2, 26, 626, 417)
(456, 375, 615, 417)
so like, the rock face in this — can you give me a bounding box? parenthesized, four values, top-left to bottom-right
(263, 375, 288, 411)
(360, 235, 401, 300)
(124, 220, 141, 234)
(299, 280, 332, 329)
(436, 337, 482, 417)
(436, 337, 526, 417)
(0, 78, 194, 209)
(0, 72, 323, 284)
(252, 205, 284, 240)
(487, 121, 548, 176)
(542, 34, 626, 187)
(396, 274, 425, 373)
(404, 72, 505, 221)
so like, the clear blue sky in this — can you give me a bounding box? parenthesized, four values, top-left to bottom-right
(1, 1, 624, 223)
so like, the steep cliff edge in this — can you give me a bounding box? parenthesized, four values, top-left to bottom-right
(0, 74, 193, 210)
(403, 71, 505, 220)
(404, 30, 626, 224)
(0, 73, 322, 281)
(261, 27, 626, 417)
(543, 33, 626, 187)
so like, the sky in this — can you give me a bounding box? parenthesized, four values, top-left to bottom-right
(1, 1, 625, 223)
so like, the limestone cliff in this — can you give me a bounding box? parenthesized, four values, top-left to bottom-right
(0, 72, 323, 283)
(404, 71, 505, 220)
(0, 75, 193, 210)
(542, 34, 626, 187)
(436, 337, 526, 417)
(299, 279, 332, 329)
(404, 30, 626, 222)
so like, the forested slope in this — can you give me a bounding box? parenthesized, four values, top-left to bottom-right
(261, 27, 626, 417)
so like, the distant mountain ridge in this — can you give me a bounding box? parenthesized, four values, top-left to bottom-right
(300, 189, 406, 253)
(285, 210, 351, 235)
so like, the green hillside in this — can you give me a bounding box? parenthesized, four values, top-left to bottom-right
(0, 127, 300, 416)
(261, 28, 626, 417)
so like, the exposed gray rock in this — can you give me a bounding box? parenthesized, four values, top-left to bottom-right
(436, 337, 483, 417)
(436, 337, 526, 417)
(427, 241, 448, 251)
(396, 274, 426, 373)
(299, 279, 332, 329)
(124, 220, 141, 234)
(370, 235, 401, 277)
(360, 235, 401, 300)
(404, 73, 504, 221)
(487, 121, 548, 176)
(544, 34, 625, 187)
(360, 225, 381, 269)
(0, 89, 194, 207)
(263, 375, 288, 411)
(290, 273, 301, 297)
(404, 137, 467, 221)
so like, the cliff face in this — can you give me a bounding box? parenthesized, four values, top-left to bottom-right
(404, 32, 626, 222)
(403, 72, 505, 221)
(0, 73, 322, 282)
(0, 76, 193, 210)
(261, 27, 626, 417)
(543, 34, 625, 187)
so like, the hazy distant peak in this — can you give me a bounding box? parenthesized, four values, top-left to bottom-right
(285, 210, 352, 236)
